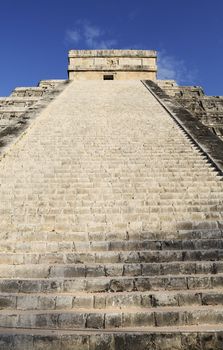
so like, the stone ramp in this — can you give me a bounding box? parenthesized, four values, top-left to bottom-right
(0, 80, 223, 348)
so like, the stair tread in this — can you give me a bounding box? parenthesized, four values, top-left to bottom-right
(0, 288, 222, 296)
(0, 304, 222, 314)
(1, 324, 223, 334)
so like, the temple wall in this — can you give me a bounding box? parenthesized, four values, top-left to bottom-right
(68, 49, 157, 80)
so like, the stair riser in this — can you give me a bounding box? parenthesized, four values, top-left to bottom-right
(1, 309, 223, 330)
(0, 275, 222, 293)
(0, 331, 222, 350)
(0, 261, 221, 278)
(0, 291, 223, 311)
(0, 249, 221, 265)
(0, 238, 222, 253)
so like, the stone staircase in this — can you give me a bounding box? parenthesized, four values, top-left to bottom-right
(0, 80, 223, 349)
(0, 79, 66, 152)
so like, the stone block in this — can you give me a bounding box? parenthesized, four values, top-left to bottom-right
(125, 334, 154, 350)
(122, 312, 154, 327)
(0, 280, 20, 293)
(0, 314, 17, 328)
(63, 279, 86, 292)
(58, 313, 86, 329)
(14, 335, 34, 350)
(86, 278, 109, 292)
(33, 335, 61, 350)
(61, 334, 89, 350)
(94, 295, 106, 309)
(17, 295, 38, 310)
(121, 251, 139, 263)
(155, 311, 187, 327)
(0, 296, 16, 310)
(134, 277, 152, 291)
(166, 277, 187, 290)
(56, 295, 73, 309)
(20, 280, 41, 293)
(199, 333, 218, 350)
(181, 332, 201, 350)
(202, 292, 223, 305)
(108, 293, 142, 308)
(105, 313, 122, 328)
(51, 265, 85, 278)
(86, 313, 104, 329)
(215, 332, 223, 350)
(105, 264, 123, 276)
(110, 278, 134, 292)
(38, 296, 56, 310)
(89, 333, 115, 350)
(35, 313, 58, 328)
(154, 333, 182, 350)
(86, 265, 105, 277)
(178, 292, 201, 306)
(151, 292, 178, 307)
(0, 335, 14, 350)
(187, 276, 212, 289)
(123, 264, 141, 276)
(142, 263, 161, 276)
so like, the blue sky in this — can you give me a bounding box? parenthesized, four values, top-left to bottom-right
(0, 0, 223, 96)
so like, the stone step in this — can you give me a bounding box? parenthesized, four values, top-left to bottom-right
(2, 201, 223, 210)
(0, 305, 222, 330)
(0, 107, 27, 113)
(8, 167, 219, 173)
(1, 184, 222, 191)
(0, 274, 222, 293)
(0, 163, 216, 168)
(0, 327, 223, 350)
(0, 169, 219, 175)
(0, 79, 223, 348)
(0, 290, 222, 311)
(0, 237, 222, 252)
(11, 87, 46, 97)
(1, 187, 223, 194)
(4, 187, 223, 195)
(4, 203, 223, 211)
(0, 248, 221, 265)
(0, 261, 222, 278)
(2, 199, 223, 209)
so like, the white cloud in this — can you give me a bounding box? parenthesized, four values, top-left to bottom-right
(84, 24, 101, 40)
(66, 21, 117, 49)
(66, 30, 81, 44)
(158, 51, 196, 84)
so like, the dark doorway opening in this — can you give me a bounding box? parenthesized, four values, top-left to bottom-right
(103, 75, 114, 80)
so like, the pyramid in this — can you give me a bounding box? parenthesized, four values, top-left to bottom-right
(0, 50, 223, 349)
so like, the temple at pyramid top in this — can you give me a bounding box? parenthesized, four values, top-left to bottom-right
(68, 49, 157, 80)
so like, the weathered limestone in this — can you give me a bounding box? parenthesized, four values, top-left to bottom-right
(68, 50, 157, 80)
(157, 79, 223, 140)
(0, 76, 223, 348)
(0, 79, 67, 153)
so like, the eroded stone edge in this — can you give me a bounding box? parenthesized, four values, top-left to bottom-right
(142, 80, 223, 177)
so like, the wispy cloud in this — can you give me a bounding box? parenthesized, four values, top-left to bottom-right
(65, 20, 117, 49)
(66, 30, 81, 44)
(65, 27, 197, 84)
(158, 50, 197, 84)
